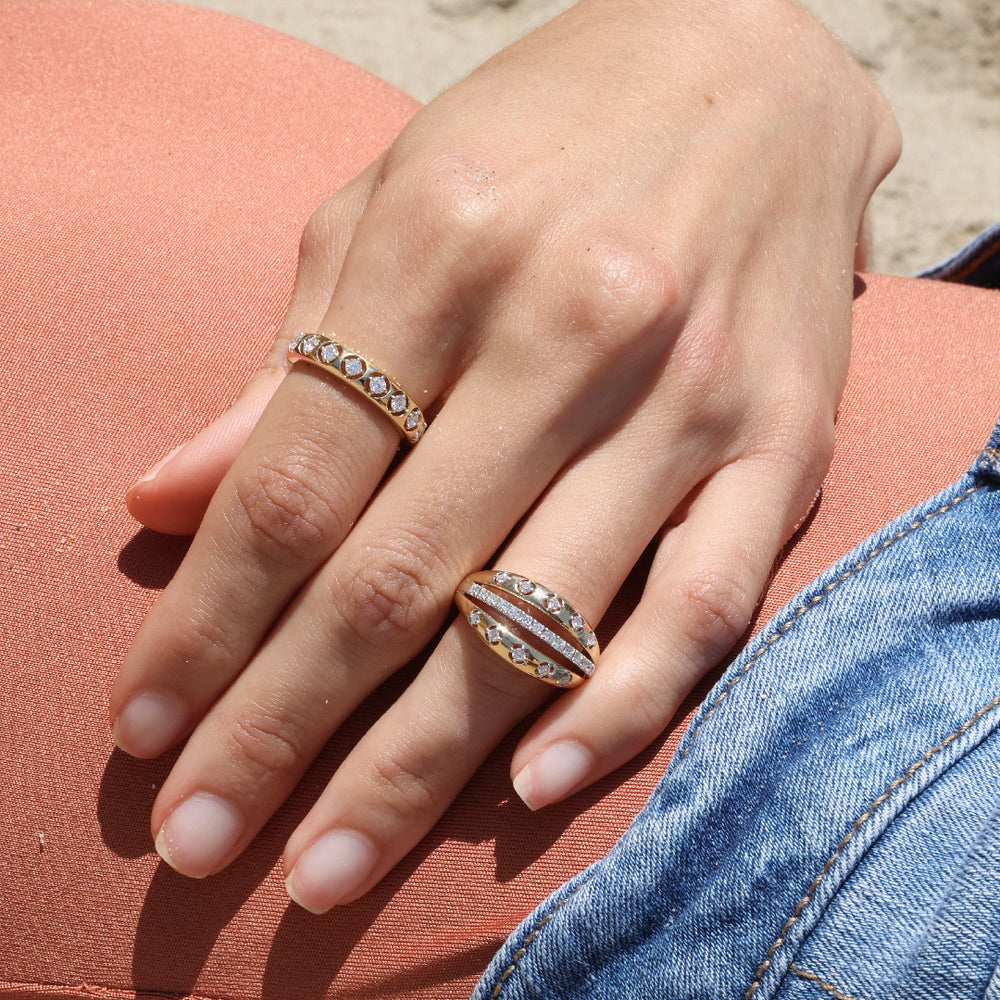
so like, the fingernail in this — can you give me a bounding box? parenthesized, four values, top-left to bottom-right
(112, 690, 187, 758)
(512, 740, 596, 811)
(155, 792, 245, 879)
(285, 830, 378, 913)
(130, 443, 184, 493)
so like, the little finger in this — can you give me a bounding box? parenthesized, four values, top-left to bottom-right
(510, 446, 831, 810)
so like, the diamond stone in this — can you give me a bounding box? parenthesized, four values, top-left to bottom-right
(467, 610, 482, 627)
(493, 571, 510, 586)
(300, 334, 321, 355)
(556, 671, 572, 688)
(537, 662, 554, 678)
(569, 613, 586, 632)
(410, 426, 423, 442)
(342, 356, 365, 378)
(485, 625, 501, 645)
(516, 580, 535, 596)
(289, 332, 305, 353)
(366, 374, 389, 397)
(583, 631, 597, 649)
(404, 410, 420, 431)
(509, 645, 529, 665)
(318, 342, 339, 364)
(388, 392, 408, 415)
(544, 594, 563, 613)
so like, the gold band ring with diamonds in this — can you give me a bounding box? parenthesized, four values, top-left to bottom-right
(288, 332, 428, 445)
(454, 571, 599, 689)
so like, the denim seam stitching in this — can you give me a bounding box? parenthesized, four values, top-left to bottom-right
(745, 692, 1000, 999)
(789, 964, 859, 1000)
(489, 883, 587, 999)
(678, 483, 981, 762)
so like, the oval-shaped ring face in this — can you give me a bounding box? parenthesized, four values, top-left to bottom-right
(288, 332, 427, 444)
(454, 570, 599, 688)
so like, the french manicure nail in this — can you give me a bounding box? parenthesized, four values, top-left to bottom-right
(155, 792, 245, 879)
(112, 690, 187, 758)
(285, 830, 378, 913)
(512, 740, 596, 811)
(130, 443, 184, 492)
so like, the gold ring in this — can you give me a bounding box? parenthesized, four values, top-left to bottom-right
(454, 571, 599, 689)
(288, 332, 428, 445)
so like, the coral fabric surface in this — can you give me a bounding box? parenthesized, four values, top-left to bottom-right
(1, 2, 998, 999)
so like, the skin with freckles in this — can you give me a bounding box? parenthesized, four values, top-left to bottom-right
(113, 0, 901, 913)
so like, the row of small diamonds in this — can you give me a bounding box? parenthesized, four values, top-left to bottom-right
(466, 609, 575, 687)
(491, 571, 597, 651)
(289, 332, 425, 442)
(466, 582, 595, 677)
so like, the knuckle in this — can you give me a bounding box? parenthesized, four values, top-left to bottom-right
(299, 196, 348, 266)
(364, 747, 441, 821)
(561, 237, 678, 357)
(181, 606, 241, 665)
(610, 665, 687, 740)
(673, 566, 758, 663)
(335, 527, 452, 651)
(150, 602, 244, 683)
(231, 453, 345, 567)
(671, 316, 742, 423)
(397, 151, 510, 252)
(225, 701, 309, 783)
(758, 386, 837, 492)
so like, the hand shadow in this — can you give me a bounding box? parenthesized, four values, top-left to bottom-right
(117, 527, 191, 590)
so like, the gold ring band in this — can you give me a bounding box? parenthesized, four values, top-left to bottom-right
(288, 332, 427, 445)
(454, 570, 599, 689)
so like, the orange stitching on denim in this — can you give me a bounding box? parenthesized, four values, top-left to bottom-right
(489, 883, 587, 998)
(789, 964, 859, 1000)
(744, 693, 1000, 999)
(678, 483, 981, 762)
(943, 235, 1000, 283)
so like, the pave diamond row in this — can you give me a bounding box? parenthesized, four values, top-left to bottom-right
(490, 572, 598, 651)
(465, 608, 576, 687)
(467, 582, 596, 677)
(288, 332, 426, 445)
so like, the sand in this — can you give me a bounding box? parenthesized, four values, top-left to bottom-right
(189, 0, 999, 275)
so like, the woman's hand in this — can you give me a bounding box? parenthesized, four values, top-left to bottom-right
(113, 0, 900, 912)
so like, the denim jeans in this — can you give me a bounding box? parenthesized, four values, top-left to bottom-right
(919, 221, 1000, 289)
(473, 415, 1000, 999)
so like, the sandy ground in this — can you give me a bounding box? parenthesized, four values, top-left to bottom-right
(187, 0, 999, 276)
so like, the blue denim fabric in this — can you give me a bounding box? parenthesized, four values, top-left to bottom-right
(473, 419, 1000, 1000)
(918, 222, 1000, 289)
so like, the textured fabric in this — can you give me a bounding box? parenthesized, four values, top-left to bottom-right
(474, 424, 1000, 1000)
(2, 3, 1000, 1000)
